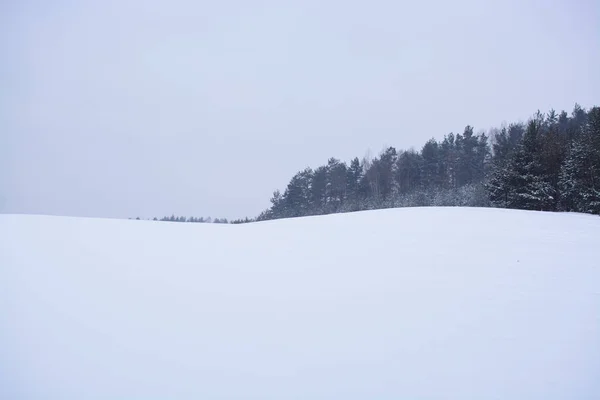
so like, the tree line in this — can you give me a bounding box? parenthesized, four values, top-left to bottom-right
(256, 103, 600, 221)
(131, 215, 232, 223)
(157, 215, 230, 224)
(140, 103, 598, 223)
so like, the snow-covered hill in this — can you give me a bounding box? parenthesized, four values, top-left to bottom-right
(1, 208, 599, 399)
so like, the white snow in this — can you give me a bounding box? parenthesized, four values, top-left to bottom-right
(1, 207, 599, 399)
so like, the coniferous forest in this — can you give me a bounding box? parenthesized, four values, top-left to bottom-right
(255, 104, 600, 221)
(148, 104, 599, 223)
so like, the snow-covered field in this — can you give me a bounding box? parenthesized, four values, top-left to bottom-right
(1, 207, 599, 399)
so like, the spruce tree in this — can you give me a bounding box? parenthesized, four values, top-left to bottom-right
(488, 120, 555, 210)
(559, 107, 600, 214)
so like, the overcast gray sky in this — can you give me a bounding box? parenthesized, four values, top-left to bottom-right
(1, 0, 598, 219)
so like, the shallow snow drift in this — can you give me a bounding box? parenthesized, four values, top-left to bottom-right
(1, 207, 599, 399)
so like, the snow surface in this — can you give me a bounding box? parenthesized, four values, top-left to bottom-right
(1, 207, 599, 399)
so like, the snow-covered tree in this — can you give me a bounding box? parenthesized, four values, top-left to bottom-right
(559, 107, 600, 214)
(487, 120, 555, 210)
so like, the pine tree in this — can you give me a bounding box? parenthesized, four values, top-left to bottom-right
(310, 166, 328, 214)
(394, 150, 423, 196)
(268, 190, 283, 219)
(456, 125, 478, 186)
(539, 113, 566, 209)
(440, 133, 459, 189)
(559, 107, 600, 214)
(377, 147, 397, 203)
(421, 139, 440, 188)
(487, 120, 555, 210)
(282, 168, 313, 217)
(345, 157, 363, 210)
(325, 158, 347, 213)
